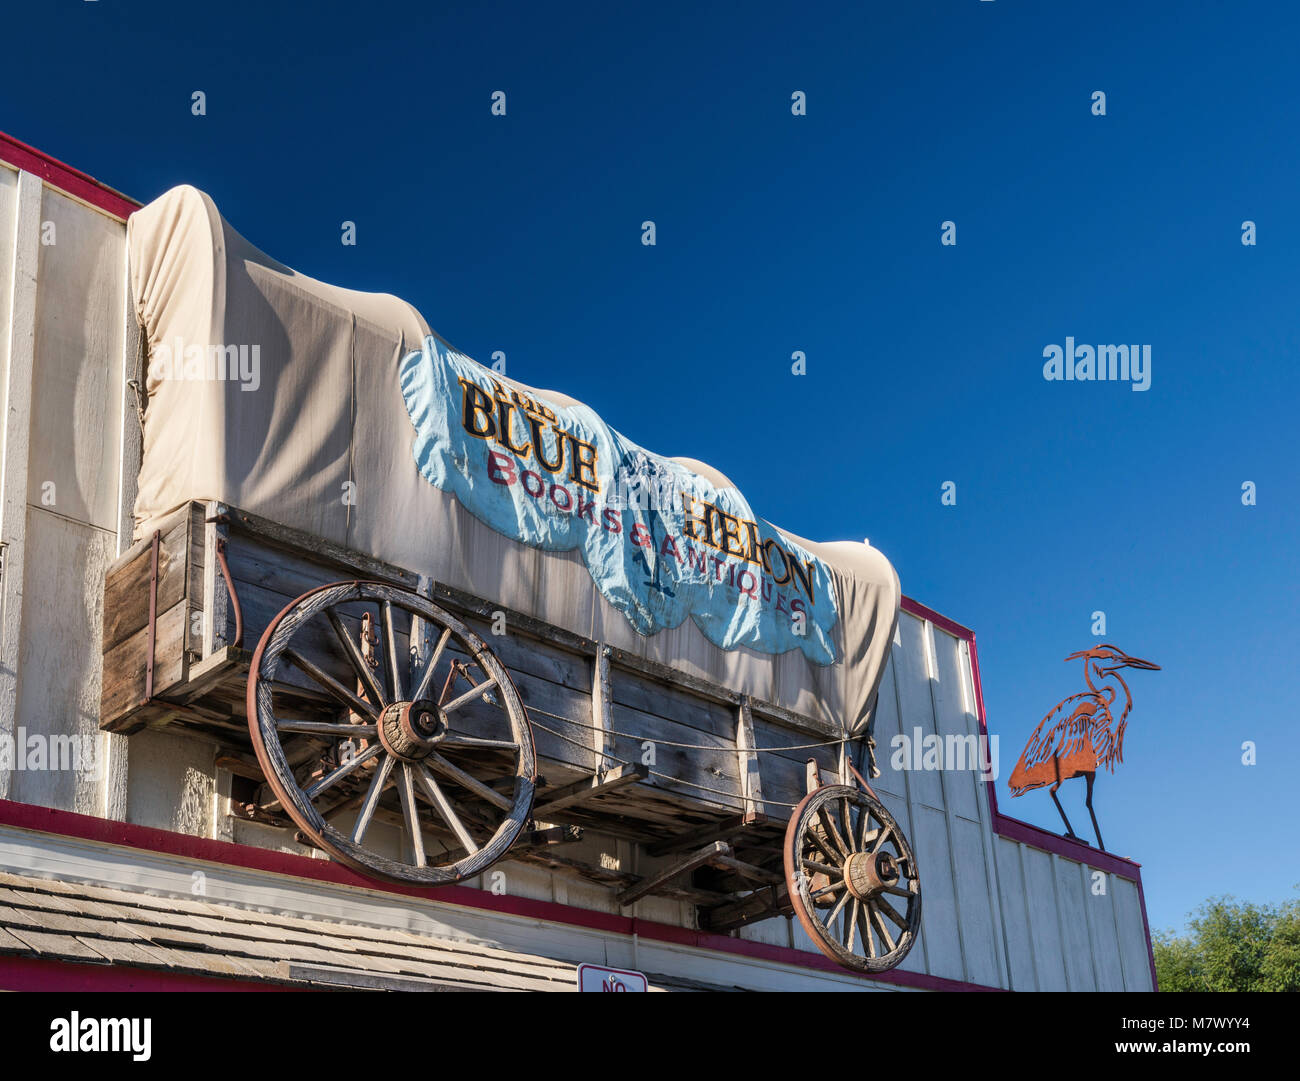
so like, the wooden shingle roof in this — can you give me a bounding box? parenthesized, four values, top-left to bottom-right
(0, 869, 672, 991)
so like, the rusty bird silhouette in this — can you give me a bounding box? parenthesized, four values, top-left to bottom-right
(1007, 645, 1159, 851)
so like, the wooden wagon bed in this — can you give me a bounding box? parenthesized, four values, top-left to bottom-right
(98, 500, 874, 935)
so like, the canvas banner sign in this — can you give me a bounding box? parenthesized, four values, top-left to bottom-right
(400, 336, 840, 664)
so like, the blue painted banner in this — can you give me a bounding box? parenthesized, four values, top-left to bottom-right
(400, 336, 839, 664)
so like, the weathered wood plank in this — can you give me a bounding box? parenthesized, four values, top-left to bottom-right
(645, 813, 771, 857)
(736, 695, 765, 817)
(100, 599, 189, 732)
(531, 763, 649, 821)
(617, 841, 733, 906)
(225, 506, 419, 589)
(611, 665, 736, 741)
(590, 643, 613, 769)
(101, 509, 189, 654)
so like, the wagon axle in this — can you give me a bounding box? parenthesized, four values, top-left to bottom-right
(377, 699, 446, 761)
(843, 848, 899, 901)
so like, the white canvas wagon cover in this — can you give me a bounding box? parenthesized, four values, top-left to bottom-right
(127, 186, 900, 735)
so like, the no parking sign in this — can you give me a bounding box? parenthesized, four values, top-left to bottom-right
(577, 964, 648, 992)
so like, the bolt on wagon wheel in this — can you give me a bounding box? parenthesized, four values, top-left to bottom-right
(783, 784, 921, 973)
(246, 580, 535, 886)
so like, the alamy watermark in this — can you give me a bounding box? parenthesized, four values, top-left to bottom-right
(148, 337, 261, 392)
(1042, 339, 1151, 392)
(890, 728, 999, 781)
(0, 728, 97, 773)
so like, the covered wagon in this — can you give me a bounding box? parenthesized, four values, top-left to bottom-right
(99, 185, 920, 972)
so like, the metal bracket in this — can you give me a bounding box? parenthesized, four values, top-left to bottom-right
(205, 513, 244, 649)
(144, 529, 160, 701)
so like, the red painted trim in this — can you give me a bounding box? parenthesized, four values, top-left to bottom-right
(1136, 875, 1160, 992)
(901, 595, 973, 641)
(0, 955, 290, 992)
(0, 130, 139, 221)
(0, 798, 1001, 991)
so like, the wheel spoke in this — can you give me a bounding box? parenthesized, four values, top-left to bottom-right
(411, 626, 452, 703)
(352, 753, 396, 843)
(845, 898, 860, 951)
(869, 900, 897, 953)
(876, 895, 910, 930)
(840, 797, 856, 853)
(325, 608, 386, 711)
(382, 601, 403, 703)
(822, 886, 851, 929)
(436, 733, 517, 752)
(305, 741, 383, 799)
(284, 648, 380, 721)
(441, 677, 499, 715)
(857, 804, 874, 851)
(803, 824, 843, 867)
(801, 857, 840, 879)
(275, 720, 377, 737)
(810, 880, 847, 900)
(858, 904, 876, 959)
(398, 763, 427, 867)
(414, 765, 480, 855)
(817, 806, 851, 861)
(425, 751, 513, 811)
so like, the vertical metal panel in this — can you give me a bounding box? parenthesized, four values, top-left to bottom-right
(1083, 866, 1126, 991)
(1112, 875, 1155, 991)
(912, 803, 963, 980)
(929, 627, 980, 820)
(994, 836, 1039, 989)
(959, 638, 1010, 988)
(892, 613, 943, 809)
(870, 654, 905, 800)
(1021, 846, 1069, 989)
(1053, 854, 1096, 991)
(951, 815, 999, 985)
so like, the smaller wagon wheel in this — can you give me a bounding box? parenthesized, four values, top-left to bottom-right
(783, 784, 921, 973)
(247, 581, 536, 886)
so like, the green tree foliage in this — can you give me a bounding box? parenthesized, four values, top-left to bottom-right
(1155, 893, 1300, 991)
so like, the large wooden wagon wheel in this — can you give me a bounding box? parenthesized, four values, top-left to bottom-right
(784, 782, 921, 973)
(246, 580, 535, 885)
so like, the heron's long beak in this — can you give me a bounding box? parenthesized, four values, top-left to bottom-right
(1123, 655, 1160, 671)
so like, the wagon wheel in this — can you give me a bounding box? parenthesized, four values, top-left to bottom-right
(783, 784, 921, 973)
(246, 580, 535, 886)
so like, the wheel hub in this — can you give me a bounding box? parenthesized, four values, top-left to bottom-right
(377, 699, 445, 761)
(843, 848, 900, 901)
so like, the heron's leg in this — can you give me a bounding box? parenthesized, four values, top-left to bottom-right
(1048, 780, 1078, 839)
(1084, 771, 1105, 851)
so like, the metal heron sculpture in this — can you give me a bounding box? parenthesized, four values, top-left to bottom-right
(1007, 644, 1159, 850)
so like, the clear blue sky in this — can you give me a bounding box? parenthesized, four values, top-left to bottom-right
(4, 1, 1296, 935)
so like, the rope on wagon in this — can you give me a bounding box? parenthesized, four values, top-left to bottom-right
(524, 715, 808, 809)
(521, 703, 864, 754)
